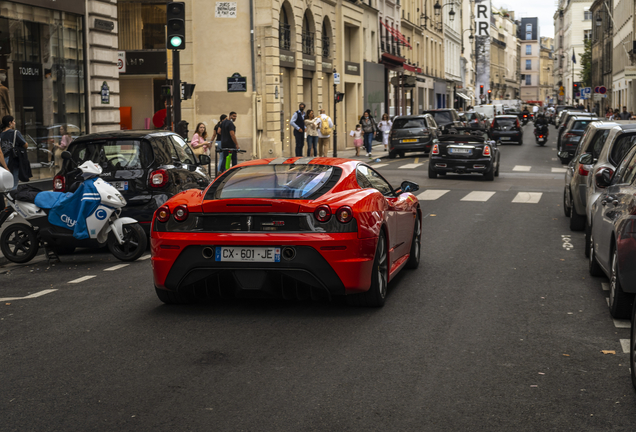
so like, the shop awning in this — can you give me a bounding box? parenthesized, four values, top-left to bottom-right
(380, 20, 412, 49)
(456, 92, 471, 101)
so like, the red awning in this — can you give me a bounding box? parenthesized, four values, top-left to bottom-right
(380, 20, 412, 49)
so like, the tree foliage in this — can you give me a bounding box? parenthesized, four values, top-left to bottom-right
(579, 39, 592, 87)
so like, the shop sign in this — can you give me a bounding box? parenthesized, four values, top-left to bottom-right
(94, 19, 114, 32)
(227, 72, 247, 92)
(120, 51, 166, 75)
(118, 52, 126, 73)
(14, 62, 42, 81)
(101, 81, 110, 104)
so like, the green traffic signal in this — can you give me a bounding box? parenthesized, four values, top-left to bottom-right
(170, 36, 183, 48)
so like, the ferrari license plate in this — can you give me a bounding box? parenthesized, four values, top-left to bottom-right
(401, 138, 418, 143)
(500, 137, 511, 141)
(215, 246, 281, 262)
(110, 181, 128, 191)
(450, 148, 471, 154)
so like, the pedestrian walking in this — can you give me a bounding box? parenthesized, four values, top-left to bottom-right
(350, 124, 363, 156)
(315, 109, 334, 157)
(0, 115, 30, 190)
(290, 103, 306, 157)
(360, 111, 377, 157)
(53, 124, 73, 170)
(218, 112, 239, 174)
(620, 106, 631, 120)
(304, 109, 318, 157)
(377, 113, 392, 152)
(190, 123, 211, 157)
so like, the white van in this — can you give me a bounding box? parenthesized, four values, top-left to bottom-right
(474, 104, 506, 121)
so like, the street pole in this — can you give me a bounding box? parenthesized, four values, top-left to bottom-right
(173, 49, 181, 128)
(333, 69, 337, 158)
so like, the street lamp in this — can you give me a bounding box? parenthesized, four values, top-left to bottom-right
(434, 0, 441, 16)
(449, 7, 456, 21)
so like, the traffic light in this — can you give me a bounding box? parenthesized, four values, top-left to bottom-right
(487, 89, 492, 103)
(335, 92, 344, 103)
(166, 2, 185, 50)
(181, 82, 196, 100)
(573, 82, 579, 96)
(480, 85, 484, 95)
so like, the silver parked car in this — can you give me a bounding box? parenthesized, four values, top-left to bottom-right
(564, 121, 617, 232)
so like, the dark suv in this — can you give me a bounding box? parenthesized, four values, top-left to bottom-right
(54, 130, 211, 234)
(421, 109, 464, 131)
(489, 115, 523, 144)
(388, 114, 440, 158)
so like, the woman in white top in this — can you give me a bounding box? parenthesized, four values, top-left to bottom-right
(377, 113, 392, 152)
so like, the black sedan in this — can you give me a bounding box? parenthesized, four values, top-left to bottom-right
(428, 133, 500, 180)
(489, 115, 523, 144)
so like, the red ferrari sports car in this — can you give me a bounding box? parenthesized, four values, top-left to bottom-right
(150, 157, 421, 307)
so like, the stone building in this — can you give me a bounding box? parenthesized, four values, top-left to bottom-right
(540, 37, 555, 104)
(519, 17, 541, 103)
(491, 7, 519, 101)
(590, 0, 612, 113)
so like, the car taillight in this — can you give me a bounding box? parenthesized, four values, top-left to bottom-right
(516, 119, 520, 128)
(491, 119, 495, 128)
(149, 169, 168, 188)
(578, 164, 589, 176)
(431, 144, 439, 155)
(156, 205, 170, 223)
(53, 175, 66, 192)
(173, 204, 189, 222)
(563, 133, 574, 141)
(314, 205, 332, 222)
(483, 145, 491, 156)
(523, 114, 528, 118)
(335, 206, 353, 223)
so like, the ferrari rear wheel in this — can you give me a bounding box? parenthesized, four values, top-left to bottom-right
(155, 287, 195, 305)
(406, 214, 421, 269)
(347, 231, 388, 308)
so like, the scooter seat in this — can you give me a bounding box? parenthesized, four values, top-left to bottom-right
(14, 184, 43, 204)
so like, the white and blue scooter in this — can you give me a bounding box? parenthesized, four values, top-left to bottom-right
(0, 151, 147, 263)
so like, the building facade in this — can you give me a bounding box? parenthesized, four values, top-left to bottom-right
(443, 0, 461, 109)
(519, 17, 541, 103)
(540, 36, 555, 104)
(590, 0, 613, 113)
(612, 0, 633, 110)
(491, 7, 519, 101)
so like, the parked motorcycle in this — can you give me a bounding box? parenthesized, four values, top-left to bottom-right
(534, 124, 549, 146)
(0, 151, 147, 263)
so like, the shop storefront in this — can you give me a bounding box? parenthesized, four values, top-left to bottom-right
(2, 1, 87, 180)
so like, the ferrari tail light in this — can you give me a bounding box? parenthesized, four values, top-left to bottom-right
(482, 145, 491, 156)
(173, 204, 189, 222)
(314, 205, 332, 222)
(431, 144, 440, 155)
(149, 169, 168, 188)
(335, 206, 353, 223)
(156, 205, 170, 223)
(53, 175, 66, 192)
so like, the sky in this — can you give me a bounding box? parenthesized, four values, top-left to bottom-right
(492, 0, 557, 38)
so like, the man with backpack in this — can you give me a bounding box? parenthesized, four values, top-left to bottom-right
(315, 109, 334, 157)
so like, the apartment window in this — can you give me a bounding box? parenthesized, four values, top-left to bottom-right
(584, 10, 592, 20)
(118, 3, 166, 50)
(526, 59, 531, 70)
(525, 75, 532, 85)
(584, 29, 592, 41)
(526, 44, 531, 55)
(302, 13, 314, 56)
(279, 8, 291, 50)
(526, 32, 532, 41)
(526, 24, 532, 32)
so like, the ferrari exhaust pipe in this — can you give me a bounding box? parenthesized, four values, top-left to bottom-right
(282, 247, 296, 261)
(202, 247, 214, 259)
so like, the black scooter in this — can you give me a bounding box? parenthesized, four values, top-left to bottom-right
(534, 124, 549, 146)
(521, 114, 529, 126)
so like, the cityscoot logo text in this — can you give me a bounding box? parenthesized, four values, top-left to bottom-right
(61, 214, 77, 228)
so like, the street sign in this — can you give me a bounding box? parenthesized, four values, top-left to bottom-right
(333, 73, 340, 85)
(599, 86, 607, 94)
(594, 86, 600, 93)
(593, 93, 607, 100)
(581, 87, 592, 99)
(479, 94, 486, 100)
(117, 51, 126, 73)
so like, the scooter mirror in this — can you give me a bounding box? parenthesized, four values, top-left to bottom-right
(61, 151, 73, 161)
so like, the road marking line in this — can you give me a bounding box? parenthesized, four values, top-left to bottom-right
(399, 163, 423, 169)
(512, 165, 532, 172)
(372, 163, 389, 168)
(139, 254, 151, 261)
(104, 264, 129, 272)
(551, 167, 567, 173)
(512, 192, 543, 203)
(414, 157, 420, 164)
(602, 283, 610, 291)
(417, 189, 450, 201)
(68, 275, 96, 284)
(614, 319, 631, 329)
(0, 289, 57, 302)
(552, 147, 557, 151)
(552, 158, 558, 161)
(461, 191, 496, 202)
(620, 339, 630, 354)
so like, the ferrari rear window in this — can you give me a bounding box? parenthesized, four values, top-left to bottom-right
(213, 165, 338, 199)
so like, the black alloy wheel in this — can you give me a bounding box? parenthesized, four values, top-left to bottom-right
(428, 163, 438, 179)
(588, 233, 604, 277)
(107, 223, 148, 262)
(563, 189, 571, 217)
(348, 231, 388, 307)
(569, 197, 586, 231)
(609, 249, 634, 319)
(0, 223, 39, 264)
(406, 214, 421, 269)
(483, 165, 495, 181)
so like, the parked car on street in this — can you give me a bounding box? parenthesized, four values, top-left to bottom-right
(563, 121, 618, 234)
(421, 109, 464, 131)
(557, 110, 592, 149)
(151, 157, 422, 307)
(554, 105, 576, 125)
(558, 116, 599, 163)
(388, 114, 440, 158)
(488, 115, 523, 144)
(465, 111, 489, 131)
(54, 130, 211, 235)
(589, 143, 636, 319)
(428, 132, 499, 180)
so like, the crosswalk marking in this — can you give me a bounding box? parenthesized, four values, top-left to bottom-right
(512, 192, 543, 203)
(372, 163, 389, 168)
(512, 165, 532, 172)
(621, 339, 630, 354)
(104, 264, 129, 272)
(68, 275, 96, 284)
(417, 190, 450, 201)
(551, 167, 567, 173)
(614, 319, 630, 329)
(399, 163, 423, 169)
(461, 191, 496, 202)
(0, 289, 57, 302)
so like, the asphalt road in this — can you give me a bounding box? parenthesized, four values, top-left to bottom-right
(2, 124, 636, 431)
